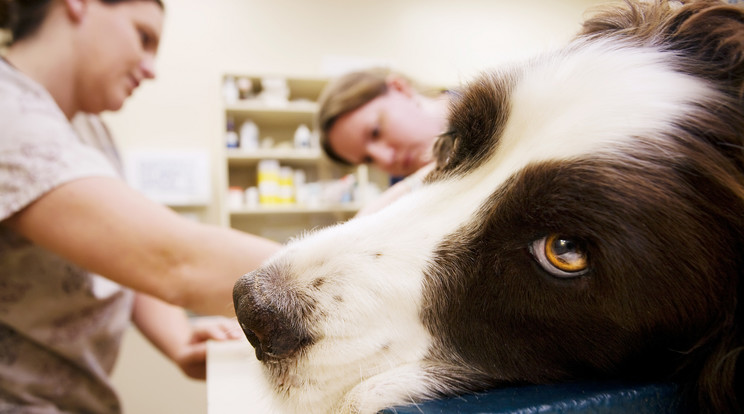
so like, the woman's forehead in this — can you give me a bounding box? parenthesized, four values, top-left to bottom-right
(118, 1, 165, 30)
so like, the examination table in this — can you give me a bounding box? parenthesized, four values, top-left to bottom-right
(206, 340, 681, 413)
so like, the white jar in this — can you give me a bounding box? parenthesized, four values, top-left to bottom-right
(227, 186, 243, 209)
(293, 124, 311, 149)
(240, 120, 259, 150)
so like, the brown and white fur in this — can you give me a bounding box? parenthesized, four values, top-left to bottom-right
(233, 1, 744, 413)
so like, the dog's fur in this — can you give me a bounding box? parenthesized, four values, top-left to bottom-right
(233, 1, 744, 412)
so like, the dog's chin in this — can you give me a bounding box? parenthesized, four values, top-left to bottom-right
(256, 344, 405, 413)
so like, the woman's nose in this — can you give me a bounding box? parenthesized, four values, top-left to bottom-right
(140, 54, 157, 80)
(367, 142, 395, 169)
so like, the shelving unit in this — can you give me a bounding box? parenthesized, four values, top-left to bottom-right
(225, 148, 322, 165)
(229, 204, 362, 216)
(218, 74, 372, 243)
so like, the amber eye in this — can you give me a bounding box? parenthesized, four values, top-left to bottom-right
(530, 234, 589, 278)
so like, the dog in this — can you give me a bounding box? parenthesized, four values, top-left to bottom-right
(233, 1, 744, 412)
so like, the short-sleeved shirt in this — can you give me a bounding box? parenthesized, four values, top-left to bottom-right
(0, 58, 135, 414)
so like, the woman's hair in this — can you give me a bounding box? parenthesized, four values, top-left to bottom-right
(317, 67, 418, 165)
(0, 0, 164, 45)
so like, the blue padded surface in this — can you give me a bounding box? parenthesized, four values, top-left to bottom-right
(382, 382, 680, 414)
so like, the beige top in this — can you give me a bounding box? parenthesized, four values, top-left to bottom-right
(0, 58, 134, 414)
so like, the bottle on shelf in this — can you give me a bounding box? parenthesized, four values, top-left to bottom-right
(278, 167, 294, 204)
(237, 77, 253, 100)
(257, 159, 280, 205)
(227, 186, 244, 209)
(293, 124, 312, 149)
(244, 186, 259, 208)
(240, 120, 259, 151)
(225, 116, 239, 149)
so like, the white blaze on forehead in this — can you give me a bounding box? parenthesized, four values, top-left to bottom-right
(494, 40, 714, 172)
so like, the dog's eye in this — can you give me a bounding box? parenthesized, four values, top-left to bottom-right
(530, 234, 589, 278)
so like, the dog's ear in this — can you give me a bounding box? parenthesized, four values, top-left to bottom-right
(581, 0, 744, 96)
(665, 0, 744, 97)
(427, 90, 461, 182)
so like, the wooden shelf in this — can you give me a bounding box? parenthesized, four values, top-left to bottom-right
(230, 204, 360, 216)
(226, 99, 316, 113)
(226, 148, 323, 165)
(225, 100, 317, 125)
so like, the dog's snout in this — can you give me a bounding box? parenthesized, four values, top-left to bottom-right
(233, 271, 311, 361)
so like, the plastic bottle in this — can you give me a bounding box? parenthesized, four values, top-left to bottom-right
(237, 77, 253, 100)
(244, 187, 259, 208)
(294, 124, 312, 149)
(240, 120, 259, 151)
(279, 166, 294, 204)
(293, 170, 307, 206)
(227, 186, 243, 209)
(225, 116, 239, 148)
(257, 160, 280, 205)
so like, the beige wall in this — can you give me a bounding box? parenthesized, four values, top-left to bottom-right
(109, 1, 606, 413)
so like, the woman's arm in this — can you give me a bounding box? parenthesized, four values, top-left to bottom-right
(5, 176, 282, 315)
(131, 293, 242, 380)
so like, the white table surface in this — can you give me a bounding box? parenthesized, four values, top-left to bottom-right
(206, 339, 284, 414)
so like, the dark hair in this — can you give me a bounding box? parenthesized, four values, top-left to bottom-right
(0, 0, 164, 45)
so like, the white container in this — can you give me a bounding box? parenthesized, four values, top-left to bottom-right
(227, 186, 243, 209)
(293, 124, 312, 149)
(260, 77, 290, 107)
(225, 131, 239, 148)
(278, 166, 294, 204)
(237, 77, 253, 100)
(244, 186, 259, 208)
(240, 120, 259, 150)
(293, 169, 306, 187)
(257, 159, 280, 205)
(225, 116, 239, 148)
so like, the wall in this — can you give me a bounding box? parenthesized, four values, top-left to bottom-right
(108, 1, 605, 413)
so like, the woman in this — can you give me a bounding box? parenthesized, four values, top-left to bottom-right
(317, 68, 450, 178)
(317, 68, 451, 214)
(0, 1, 281, 412)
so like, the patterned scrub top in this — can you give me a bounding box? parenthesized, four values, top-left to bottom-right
(0, 58, 135, 413)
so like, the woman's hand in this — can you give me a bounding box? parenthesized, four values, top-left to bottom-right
(132, 294, 246, 381)
(173, 317, 243, 380)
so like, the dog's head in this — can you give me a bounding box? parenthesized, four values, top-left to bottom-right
(233, 1, 744, 413)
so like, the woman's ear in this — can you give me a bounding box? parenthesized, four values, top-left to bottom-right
(63, 0, 89, 22)
(386, 74, 415, 97)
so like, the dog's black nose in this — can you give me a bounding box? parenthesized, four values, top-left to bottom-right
(233, 271, 311, 361)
